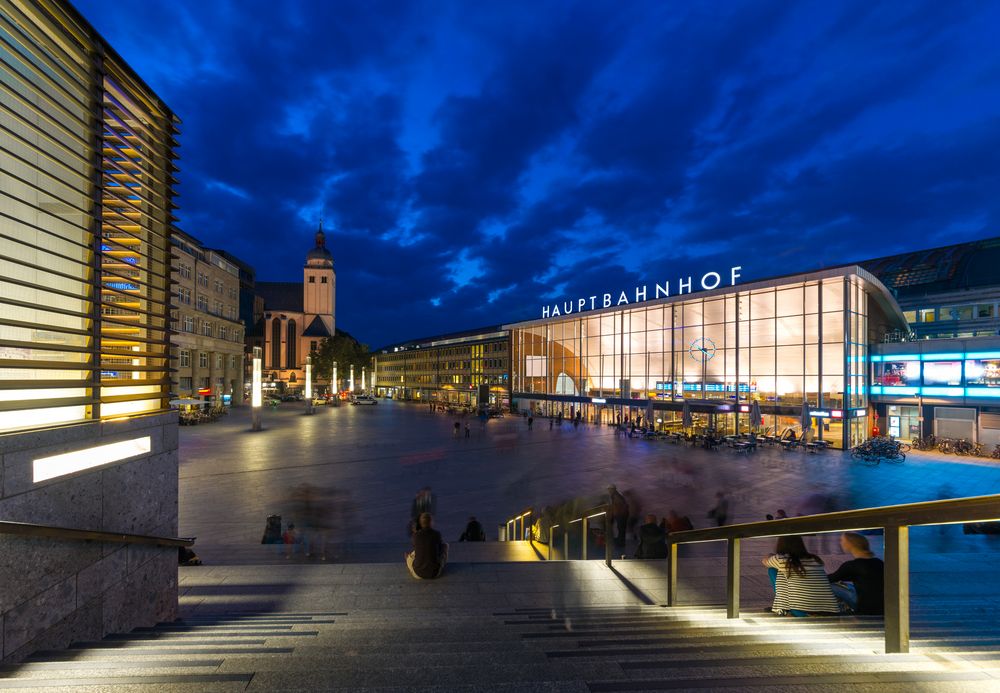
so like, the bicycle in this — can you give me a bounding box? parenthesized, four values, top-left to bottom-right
(851, 437, 906, 465)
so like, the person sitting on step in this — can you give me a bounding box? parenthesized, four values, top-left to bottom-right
(407, 512, 448, 579)
(827, 532, 884, 615)
(762, 535, 839, 616)
(459, 516, 486, 542)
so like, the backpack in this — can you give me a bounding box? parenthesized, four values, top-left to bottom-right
(261, 514, 282, 544)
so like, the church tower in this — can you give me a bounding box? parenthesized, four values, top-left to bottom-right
(303, 222, 335, 335)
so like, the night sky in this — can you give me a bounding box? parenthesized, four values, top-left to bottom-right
(74, 1, 1000, 348)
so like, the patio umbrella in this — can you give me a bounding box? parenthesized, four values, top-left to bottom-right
(800, 400, 812, 442)
(750, 400, 763, 430)
(169, 398, 202, 406)
(682, 400, 693, 429)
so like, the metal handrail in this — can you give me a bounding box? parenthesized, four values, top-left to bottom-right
(549, 503, 612, 567)
(500, 507, 533, 542)
(0, 520, 195, 549)
(664, 492, 1000, 654)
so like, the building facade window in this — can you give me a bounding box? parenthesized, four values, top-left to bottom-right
(308, 276, 315, 283)
(199, 352, 208, 368)
(180, 350, 190, 367)
(180, 376, 193, 390)
(286, 320, 297, 368)
(271, 319, 282, 368)
(321, 276, 328, 284)
(183, 315, 194, 332)
(216, 354, 224, 369)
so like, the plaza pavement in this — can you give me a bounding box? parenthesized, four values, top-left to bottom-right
(179, 399, 1000, 565)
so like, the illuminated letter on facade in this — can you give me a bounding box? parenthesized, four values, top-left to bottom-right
(679, 276, 692, 294)
(701, 272, 721, 290)
(635, 286, 647, 302)
(655, 282, 669, 298)
(731, 266, 742, 285)
(603, 293, 612, 308)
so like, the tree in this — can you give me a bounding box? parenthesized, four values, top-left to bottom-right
(311, 328, 371, 389)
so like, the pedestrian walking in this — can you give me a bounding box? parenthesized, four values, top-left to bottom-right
(464, 422, 470, 438)
(453, 420, 460, 437)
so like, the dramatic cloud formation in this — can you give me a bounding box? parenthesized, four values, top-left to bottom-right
(75, 0, 1000, 347)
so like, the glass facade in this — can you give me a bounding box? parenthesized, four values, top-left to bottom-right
(0, 0, 177, 432)
(510, 270, 893, 448)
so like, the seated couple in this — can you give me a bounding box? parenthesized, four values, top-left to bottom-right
(406, 512, 448, 579)
(763, 533, 884, 616)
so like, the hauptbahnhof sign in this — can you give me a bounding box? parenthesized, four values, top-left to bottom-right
(541, 266, 742, 318)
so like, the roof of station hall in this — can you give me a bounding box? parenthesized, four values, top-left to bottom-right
(374, 324, 507, 354)
(859, 235, 1000, 298)
(503, 264, 907, 330)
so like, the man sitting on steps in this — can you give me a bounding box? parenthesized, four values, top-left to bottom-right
(407, 512, 448, 579)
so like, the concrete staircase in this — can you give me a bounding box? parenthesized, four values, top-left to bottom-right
(2, 557, 999, 691)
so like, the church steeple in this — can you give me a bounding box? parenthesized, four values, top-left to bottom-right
(305, 219, 333, 268)
(315, 219, 326, 249)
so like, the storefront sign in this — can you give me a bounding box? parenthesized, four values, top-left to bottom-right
(591, 397, 607, 404)
(541, 267, 742, 318)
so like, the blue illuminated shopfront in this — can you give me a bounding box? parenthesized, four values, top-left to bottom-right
(870, 339, 1000, 448)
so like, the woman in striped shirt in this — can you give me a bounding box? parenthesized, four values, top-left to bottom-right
(762, 535, 839, 616)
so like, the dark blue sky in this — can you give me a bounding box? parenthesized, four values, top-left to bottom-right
(75, 1, 1000, 348)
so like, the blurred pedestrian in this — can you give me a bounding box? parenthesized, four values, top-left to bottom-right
(707, 491, 729, 526)
(635, 514, 667, 559)
(609, 485, 629, 549)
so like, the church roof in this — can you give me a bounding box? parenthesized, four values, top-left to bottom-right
(302, 316, 334, 337)
(256, 281, 303, 313)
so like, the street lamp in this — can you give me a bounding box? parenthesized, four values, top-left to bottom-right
(305, 355, 314, 415)
(251, 346, 262, 431)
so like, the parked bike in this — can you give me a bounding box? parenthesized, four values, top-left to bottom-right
(851, 437, 906, 465)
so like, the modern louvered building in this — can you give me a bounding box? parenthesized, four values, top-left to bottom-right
(1, 0, 182, 662)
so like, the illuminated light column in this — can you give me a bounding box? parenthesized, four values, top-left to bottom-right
(333, 361, 338, 395)
(251, 346, 262, 431)
(305, 355, 314, 415)
(349, 364, 355, 393)
(361, 367, 366, 393)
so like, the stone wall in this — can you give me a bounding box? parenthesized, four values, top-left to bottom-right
(0, 412, 179, 663)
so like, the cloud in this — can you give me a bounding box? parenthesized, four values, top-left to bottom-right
(72, 0, 1000, 348)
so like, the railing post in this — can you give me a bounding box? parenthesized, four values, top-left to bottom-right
(884, 525, 910, 653)
(564, 524, 569, 559)
(548, 526, 555, 560)
(516, 515, 522, 541)
(726, 537, 740, 619)
(666, 542, 677, 606)
(498, 525, 504, 542)
(605, 511, 612, 567)
(582, 516, 588, 560)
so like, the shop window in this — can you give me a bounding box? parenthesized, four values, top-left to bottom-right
(923, 361, 961, 386)
(940, 306, 973, 321)
(902, 310, 916, 323)
(966, 359, 1000, 387)
(977, 304, 994, 319)
(918, 309, 935, 323)
(875, 360, 919, 386)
